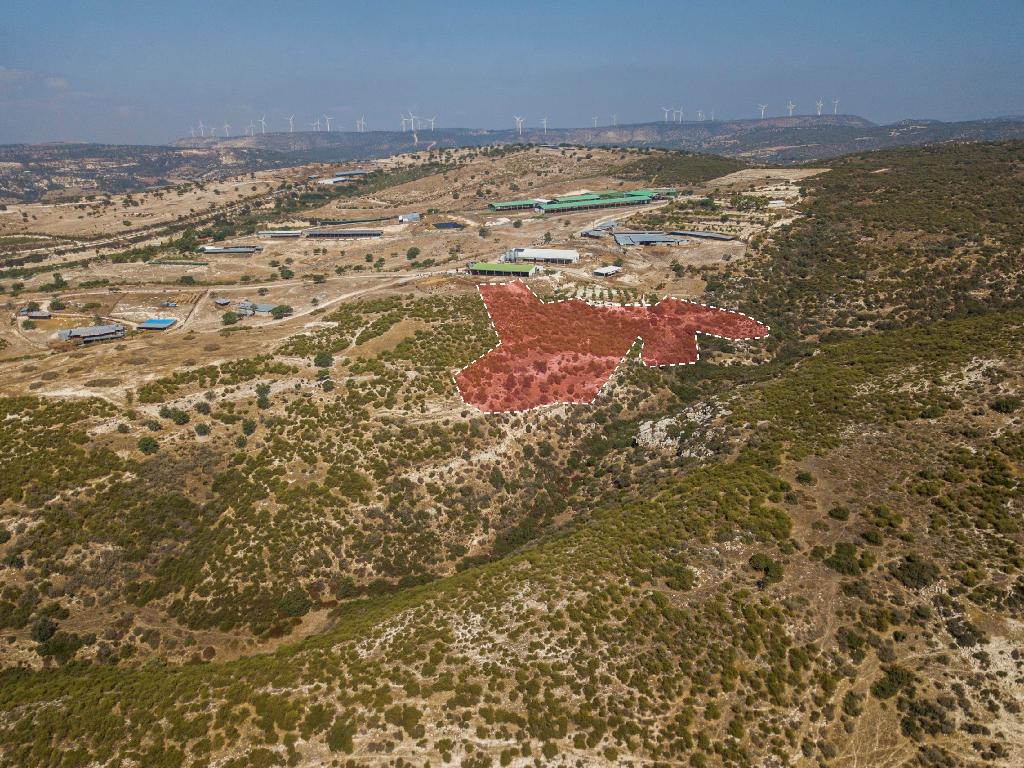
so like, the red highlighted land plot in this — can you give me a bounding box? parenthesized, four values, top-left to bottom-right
(455, 281, 770, 413)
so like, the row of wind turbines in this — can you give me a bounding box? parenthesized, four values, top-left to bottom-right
(509, 98, 841, 137)
(659, 99, 841, 123)
(190, 98, 845, 139)
(189, 113, 371, 139)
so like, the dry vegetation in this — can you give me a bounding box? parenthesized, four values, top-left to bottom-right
(0, 141, 1022, 767)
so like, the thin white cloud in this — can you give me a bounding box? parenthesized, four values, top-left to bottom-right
(0, 66, 72, 94)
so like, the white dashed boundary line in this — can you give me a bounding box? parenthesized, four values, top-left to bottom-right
(452, 279, 770, 415)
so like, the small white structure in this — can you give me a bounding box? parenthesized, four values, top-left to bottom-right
(767, 199, 787, 208)
(594, 265, 622, 277)
(398, 213, 421, 223)
(503, 247, 579, 265)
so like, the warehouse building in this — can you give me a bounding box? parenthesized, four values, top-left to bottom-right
(503, 247, 579, 265)
(316, 216, 389, 226)
(138, 318, 177, 331)
(258, 230, 302, 238)
(536, 193, 655, 214)
(398, 213, 421, 223)
(238, 301, 280, 314)
(305, 229, 383, 239)
(468, 262, 539, 277)
(58, 324, 126, 344)
(488, 198, 547, 211)
(669, 230, 736, 241)
(594, 265, 622, 277)
(551, 192, 602, 204)
(197, 245, 263, 254)
(612, 231, 687, 247)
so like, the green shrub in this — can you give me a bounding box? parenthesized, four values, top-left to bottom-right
(990, 396, 1021, 414)
(891, 555, 940, 588)
(279, 588, 311, 618)
(871, 665, 914, 699)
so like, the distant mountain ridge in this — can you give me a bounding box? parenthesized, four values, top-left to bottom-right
(170, 114, 1024, 164)
(5, 114, 1024, 202)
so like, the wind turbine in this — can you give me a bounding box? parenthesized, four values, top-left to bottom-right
(541, 116, 548, 136)
(610, 113, 617, 127)
(323, 115, 333, 132)
(248, 121, 256, 136)
(426, 116, 436, 131)
(259, 115, 267, 134)
(189, 126, 195, 138)
(287, 115, 294, 133)
(759, 104, 768, 119)
(357, 116, 366, 132)
(815, 100, 824, 116)
(787, 101, 796, 117)
(661, 107, 671, 123)
(222, 121, 230, 137)
(710, 109, 715, 121)
(197, 120, 206, 137)
(592, 116, 598, 127)
(513, 115, 524, 136)
(832, 98, 840, 115)
(312, 119, 321, 132)
(676, 107, 684, 122)
(403, 112, 419, 144)
(696, 110, 704, 121)
(399, 115, 408, 131)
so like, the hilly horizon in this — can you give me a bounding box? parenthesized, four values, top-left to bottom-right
(169, 113, 1024, 164)
(6, 113, 1024, 204)
(3, 4, 1024, 765)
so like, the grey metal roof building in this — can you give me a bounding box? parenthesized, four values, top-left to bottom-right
(57, 324, 126, 344)
(305, 229, 383, 239)
(239, 301, 279, 314)
(258, 230, 303, 238)
(434, 222, 465, 230)
(612, 232, 688, 247)
(316, 217, 390, 226)
(198, 245, 264, 254)
(503, 248, 579, 264)
(669, 230, 737, 241)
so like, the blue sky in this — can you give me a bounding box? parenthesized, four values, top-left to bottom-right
(1, 0, 1022, 144)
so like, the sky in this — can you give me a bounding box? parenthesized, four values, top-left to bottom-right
(1, 0, 1022, 145)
